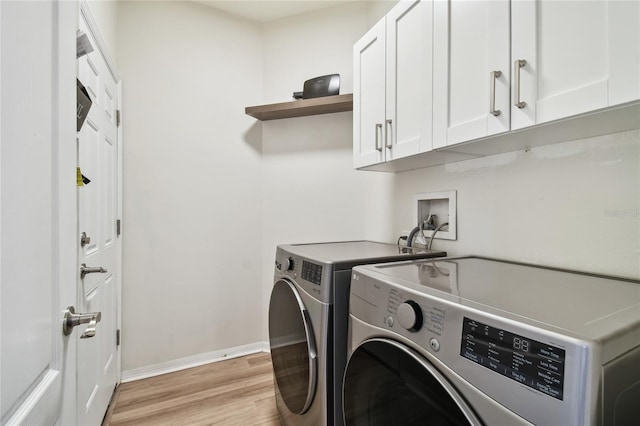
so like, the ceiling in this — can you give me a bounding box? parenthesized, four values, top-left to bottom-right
(194, 0, 354, 23)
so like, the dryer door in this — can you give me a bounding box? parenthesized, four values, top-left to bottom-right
(268, 279, 317, 415)
(343, 338, 481, 425)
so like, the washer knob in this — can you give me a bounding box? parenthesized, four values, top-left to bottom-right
(397, 300, 423, 332)
(283, 257, 295, 271)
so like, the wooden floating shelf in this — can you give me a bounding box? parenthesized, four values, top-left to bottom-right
(245, 94, 353, 121)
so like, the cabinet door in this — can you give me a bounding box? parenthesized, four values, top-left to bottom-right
(511, 0, 640, 130)
(433, 0, 510, 148)
(386, 0, 433, 160)
(354, 19, 386, 168)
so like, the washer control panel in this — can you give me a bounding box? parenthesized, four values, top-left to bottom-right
(460, 317, 566, 400)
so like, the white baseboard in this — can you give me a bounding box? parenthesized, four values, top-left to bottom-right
(121, 341, 271, 383)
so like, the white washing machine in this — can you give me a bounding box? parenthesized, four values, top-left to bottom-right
(268, 241, 446, 426)
(344, 256, 640, 425)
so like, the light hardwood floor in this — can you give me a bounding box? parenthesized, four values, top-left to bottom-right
(103, 352, 280, 426)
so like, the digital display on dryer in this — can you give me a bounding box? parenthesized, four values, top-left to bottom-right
(460, 317, 565, 400)
(301, 260, 322, 285)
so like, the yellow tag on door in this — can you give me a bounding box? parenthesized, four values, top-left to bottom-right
(77, 167, 84, 186)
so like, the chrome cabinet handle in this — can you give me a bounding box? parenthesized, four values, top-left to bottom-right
(63, 306, 102, 338)
(385, 119, 392, 149)
(514, 59, 527, 109)
(490, 70, 502, 116)
(80, 263, 107, 278)
(375, 123, 383, 151)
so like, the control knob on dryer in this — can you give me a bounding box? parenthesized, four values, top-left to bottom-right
(397, 300, 423, 332)
(282, 257, 295, 271)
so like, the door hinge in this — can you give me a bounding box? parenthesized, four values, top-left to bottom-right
(116, 110, 121, 127)
(116, 219, 121, 237)
(116, 329, 121, 346)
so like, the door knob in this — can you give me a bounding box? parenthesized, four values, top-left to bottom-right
(63, 306, 102, 338)
(80, 232, 91, 247)
(80, 263, 107, 278)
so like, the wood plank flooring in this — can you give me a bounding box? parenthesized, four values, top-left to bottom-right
(103, 352, 280, 426)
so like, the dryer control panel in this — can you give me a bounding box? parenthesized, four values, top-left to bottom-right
(301, 260, 323, 285)
(274, 248, 332, 303)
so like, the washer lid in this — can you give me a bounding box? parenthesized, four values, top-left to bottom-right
(358, 257, 640, 355)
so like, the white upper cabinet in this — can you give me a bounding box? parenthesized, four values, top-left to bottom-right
(355, 0, 639, 171)
(354, 19, 386, 168)
(354, 0, 433, 168)
(434, 0, 640, 148)
(433, 0, 510, 149)
(511, 0, 640, 130)
(385, 0, 433, 161)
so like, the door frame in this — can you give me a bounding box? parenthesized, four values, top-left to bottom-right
(78, 0, 123, 398)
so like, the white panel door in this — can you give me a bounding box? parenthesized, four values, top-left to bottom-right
(76, 10, 120, 425)
(353, 18, 386, 168)
(433, 0, 510, 148)
(1, 1, 77, 424)
(511, 0, 640, 130)
(385, 0, 433, 160)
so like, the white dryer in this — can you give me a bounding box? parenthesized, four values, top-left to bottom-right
(344, 256, 640, 425)
(269, 241, 446, 426)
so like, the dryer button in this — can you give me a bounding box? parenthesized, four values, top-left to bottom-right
(386, 316, 394, 327)
(429, 338, 440, 352)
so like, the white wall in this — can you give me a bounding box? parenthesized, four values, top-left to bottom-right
(115, 0, 396, 374)
(394, 130, 640, 279)
(365, 0, 398, 25)
(117, 1, 264, 371)
(259, 2, 396, 339)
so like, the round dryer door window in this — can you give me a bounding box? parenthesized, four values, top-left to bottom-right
(268, 279, 317, 415)
(343, 339, 480, 425)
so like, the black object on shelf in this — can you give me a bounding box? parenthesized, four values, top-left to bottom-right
(292, 74, 340, 100)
